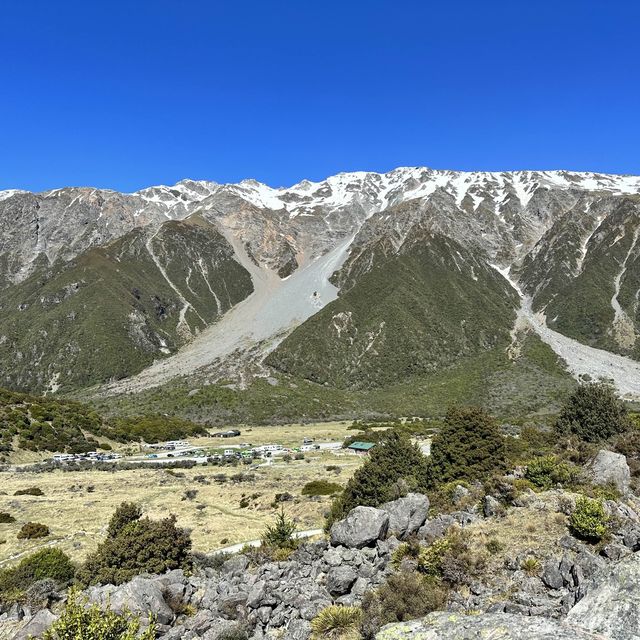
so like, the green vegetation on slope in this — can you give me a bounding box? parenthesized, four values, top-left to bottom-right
(0, 215, 253, 393)
(0, 386, 209, 459)
(519, 198, 640, 359)
(266, 233, 519, 388)
(95, 331, 575, 423)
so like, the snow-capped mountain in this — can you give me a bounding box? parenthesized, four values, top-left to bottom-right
(0, 167, 639, 401)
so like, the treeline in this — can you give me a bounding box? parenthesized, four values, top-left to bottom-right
(0, 387, 208, 458)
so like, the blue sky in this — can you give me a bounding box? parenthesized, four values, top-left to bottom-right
(1, 1, 639, 192)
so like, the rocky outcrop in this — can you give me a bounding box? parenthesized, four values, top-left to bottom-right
(10, 489, 640, 640)
(86, 576, 175, 626)
(566, 553, 640, 639)
(376, 611, 601, 639)
(586, 450, 631, 495)
(330, 506, 390, 548)
(380, 493, 430, 539)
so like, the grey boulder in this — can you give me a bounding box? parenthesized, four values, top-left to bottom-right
(586, 449, 631, 495)
(11, 609, 58, 640)
(326, 566, 357, 596)
(330, 506, 389, 548)
(87, 576, 174, 625)
(380, 493, 430, 538)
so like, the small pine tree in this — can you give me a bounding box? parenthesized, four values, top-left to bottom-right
(261, 509, 298, 550)
(429, 406, 506, 485)
(556, 382, 631, 442)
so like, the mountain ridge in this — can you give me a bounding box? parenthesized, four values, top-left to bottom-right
(1, 167, 639, 407)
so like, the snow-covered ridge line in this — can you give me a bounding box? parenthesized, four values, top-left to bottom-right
(3, 167, 639, 213)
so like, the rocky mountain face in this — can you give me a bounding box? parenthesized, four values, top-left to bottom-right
(1, 168, 639, 396)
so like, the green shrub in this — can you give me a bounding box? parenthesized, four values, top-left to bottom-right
(429, 407, 507, 485)
(17, 522, 49, 539)
(261, 509, 297, 550)
(556, 383, 631, 442)
(14, 487, 44, 496)
(41, 588, 156, 639)
(570, 496, 610, 543)
(0, 512, 15, 523)
(311, 605, 362, 640)
(524, 456, 579, 490)
(77, 504, 191, 586)
(301, 480, 343, 496)
(360, 572, 447, 639)
(0, 548, 75, 604)
(327, 432, 430, 527)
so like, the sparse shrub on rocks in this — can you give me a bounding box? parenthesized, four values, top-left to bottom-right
(360, 572, 447, 640)
(17, 522, 50, 539)
(311, 605, 362, 640)
(521, 556, 541, 576)
(41, 587, 156, 640)
(0, 511, 15, 523)
(485, 539, 504, 554)
(261, 508, 298, 550)
(570, 496, 610, 543)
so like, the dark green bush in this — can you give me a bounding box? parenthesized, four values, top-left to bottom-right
(360, 572, 447, 639)
(0, 512, 15, 523)
(429, 407, 507, 485)
(301, 480, 343, 496)
(77, 503, 191, 586)
(14, 487, 44, 496)
(106, 502, 143, 538)
(556, 383, 631, 442)
(327, 432, 430, 527)
(17, 522, 50, 539)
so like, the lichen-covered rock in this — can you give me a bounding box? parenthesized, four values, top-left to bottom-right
(380, 493, 430, 538)
(376, 611, 600, 639)
(566, 552, 640, 639)
(330, 506, 389, 548)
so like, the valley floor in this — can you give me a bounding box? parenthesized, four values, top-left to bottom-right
(0, 422, 362, 567)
